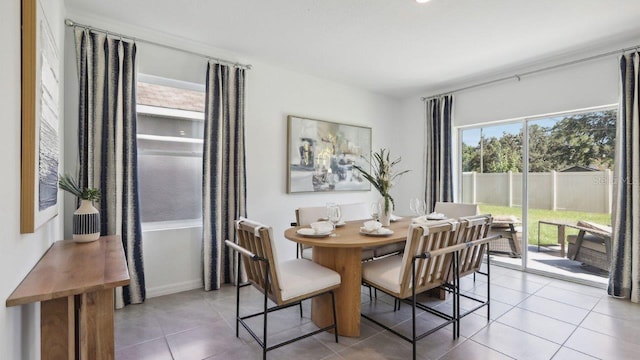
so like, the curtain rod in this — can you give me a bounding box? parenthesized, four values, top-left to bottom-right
(64, 19, 252, 70)
(421, 44, 640, 101)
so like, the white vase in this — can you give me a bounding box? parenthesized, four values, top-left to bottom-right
(378, 197, 393, 227)
(73, 200, 101, 243)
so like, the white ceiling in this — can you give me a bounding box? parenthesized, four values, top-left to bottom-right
(64, 0, 640, 98)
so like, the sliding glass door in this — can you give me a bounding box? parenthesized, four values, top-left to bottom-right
(459, 106, 615, 284)
(460, 122, 524, 268)
(524, 109, 615, 283)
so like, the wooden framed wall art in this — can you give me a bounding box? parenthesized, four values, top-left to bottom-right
(287, 115, 371, 193)
(21, 0, 60, 233)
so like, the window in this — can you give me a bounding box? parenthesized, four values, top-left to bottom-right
(459, 106, 616, 284)
(136, 75, 205, 226)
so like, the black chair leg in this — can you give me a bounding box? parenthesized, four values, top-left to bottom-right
(331, 291, 339, 343)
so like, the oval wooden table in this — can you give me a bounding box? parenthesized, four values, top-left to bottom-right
(284, 218, 412, 337)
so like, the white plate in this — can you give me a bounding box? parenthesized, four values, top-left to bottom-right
(335, 221, 346, 227)
(426, 215, 447, 220)
(359, 228, 394, 237)
(297, 228, 332, 237)
(390, 215, 402, 222)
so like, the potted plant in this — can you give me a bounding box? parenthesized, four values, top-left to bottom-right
(59, 173, 101, 242)
(353, 148, 409, 226)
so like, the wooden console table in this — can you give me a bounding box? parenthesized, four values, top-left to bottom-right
(6, 235, 130, 360)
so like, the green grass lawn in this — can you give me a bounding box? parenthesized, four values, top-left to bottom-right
(478, 204, 612, 245)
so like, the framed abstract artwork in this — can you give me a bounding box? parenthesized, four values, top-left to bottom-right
(21, 0, 60, 233)
(287, 115, 371, 193)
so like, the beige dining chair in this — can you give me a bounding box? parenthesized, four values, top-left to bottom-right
(433, 201, 480, 219)
(226, 218, 341, 360)
(361, 221, 461, 360)
(453, 214, 497, 336)
(295, 203, 375, 260)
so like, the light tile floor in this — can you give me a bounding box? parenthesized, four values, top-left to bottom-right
(115, 265, 640, 359)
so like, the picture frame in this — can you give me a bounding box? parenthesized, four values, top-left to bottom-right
(287, 115, 372, 193)
(20, 0, 60, 233)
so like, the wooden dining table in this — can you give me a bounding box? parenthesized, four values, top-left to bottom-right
(284, 218, 413, 337)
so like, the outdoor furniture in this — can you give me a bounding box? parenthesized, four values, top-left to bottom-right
(489, 215, 522, 257)
(537, 219, 575, 257)
(567, 220, 612, 272)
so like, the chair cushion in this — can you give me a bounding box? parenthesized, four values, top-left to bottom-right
(373, 242, 405, 258)
(278, 259, 341, 302)
(362, 255, 403, 294)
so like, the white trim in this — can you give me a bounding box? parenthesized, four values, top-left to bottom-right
(137, 133, 203, 144)
(456, 103, 617, 131)
(146, 280, 203, 299)
(137, 104, 204, 121)
(142, 219, 202, 232)
(138, 73, 205, 92)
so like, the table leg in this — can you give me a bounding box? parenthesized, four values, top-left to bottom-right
(558, 225, 566, 258)
(41, 296, 75, 360)
(312, 247, 362, 337)
(537, 222, 541, 253)
(78, 289, 115, 360)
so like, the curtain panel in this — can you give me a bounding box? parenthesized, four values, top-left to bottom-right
(424, 95, 454, 212)
(608, 51, 640, 303)
(74, 29, 145, 307)
(203, 63, 247, 291)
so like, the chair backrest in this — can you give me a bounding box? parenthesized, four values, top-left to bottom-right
(339, 203, 370, 221)
(296, 202, 371, 226)
(397, 221, 460, 298)
(295, 206, 327, 226)
(457, 214, 493, 278)
(295, 203, 371, 254)
(234, 218, 284, 304)
(433, 202, 480, 219)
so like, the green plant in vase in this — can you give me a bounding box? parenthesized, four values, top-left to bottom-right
(353, 148, 409, 225)
(59, 173, 102, 242)
(59, 174, 101, 202)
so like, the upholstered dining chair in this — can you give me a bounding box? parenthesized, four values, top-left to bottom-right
(226, 218, 341, 359)
(361, 221, 461, 360)
(295, 203, 375, 260)
(453, 214, 497, 336)
(433, 201, 480, 219)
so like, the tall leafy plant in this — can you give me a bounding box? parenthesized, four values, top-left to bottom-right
(353, 148, 409, 213)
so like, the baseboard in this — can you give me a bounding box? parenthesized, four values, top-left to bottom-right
(146, 279, 203, 298)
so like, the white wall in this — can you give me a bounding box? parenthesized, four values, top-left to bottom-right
(62, 15, 400, 296)
(1, 0, 66, 359)
(394, 42, 631, 211)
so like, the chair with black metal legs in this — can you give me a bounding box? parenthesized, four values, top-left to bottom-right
(226, 217, 341, 360)
(451, 214, 500, 337)
(361, 221, 462, 360)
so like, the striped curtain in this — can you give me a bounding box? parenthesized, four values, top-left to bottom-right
(75, 29, 145, 307)
(608, 51, 640, 303)
(203, 62, 247, 291)
(424, 95, 454, 213)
